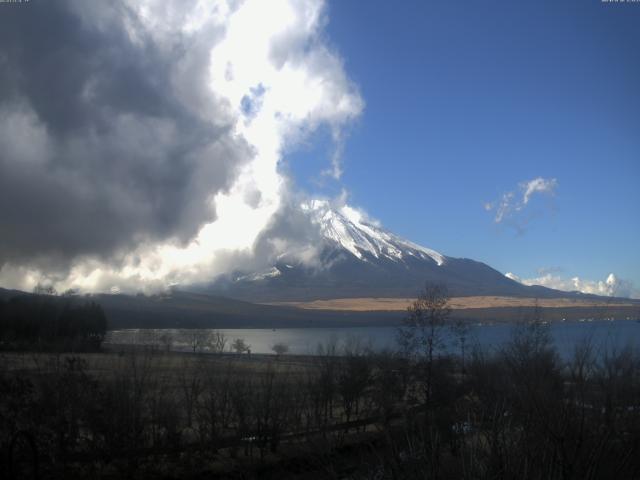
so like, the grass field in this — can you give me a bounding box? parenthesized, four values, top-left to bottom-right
(267, 295, 638, 311)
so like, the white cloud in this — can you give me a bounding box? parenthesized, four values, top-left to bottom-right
(505, 272, 521, 282)
(0, 0, 363, 294)
(486, 176, 558, 230)
(495, 192, 516, 224)
(522, 177, 558, 205)
(505, 271, 639, 299)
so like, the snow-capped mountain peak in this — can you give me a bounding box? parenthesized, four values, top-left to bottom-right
(301, 200, 445, 266)
(212, 201, 550, 302)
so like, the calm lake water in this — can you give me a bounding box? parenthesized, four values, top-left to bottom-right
(105, 320, 640, 359)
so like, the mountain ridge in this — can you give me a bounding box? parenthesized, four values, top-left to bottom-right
(2, 287, 637, 330)
(208, 201, 603, 302)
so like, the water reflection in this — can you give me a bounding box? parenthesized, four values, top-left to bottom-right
(105, 320, 640, 359)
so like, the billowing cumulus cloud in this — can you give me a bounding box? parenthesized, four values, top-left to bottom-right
(0, 0, 363, 293)
(0, 1, 243, 265)
(505, 271, 639, 299)
(485, 177, 558, 233)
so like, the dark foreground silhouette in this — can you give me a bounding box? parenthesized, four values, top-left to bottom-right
(1, 285, 638, 479)
(1, 328, 639, 479)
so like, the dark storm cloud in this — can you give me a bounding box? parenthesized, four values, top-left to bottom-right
(0, 1, 250, 270)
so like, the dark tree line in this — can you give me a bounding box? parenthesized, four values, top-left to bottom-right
(0, 293, 107, 351)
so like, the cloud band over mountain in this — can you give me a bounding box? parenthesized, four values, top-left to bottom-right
(505, 271, 639, 299)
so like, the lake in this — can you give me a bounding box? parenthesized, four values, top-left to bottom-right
(105, 319, 640, 360)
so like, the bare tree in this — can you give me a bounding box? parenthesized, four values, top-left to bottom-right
(316, 336, 339, 430)
(451, 318, 472, 374)
(271, 342, 289, 358)
(232, 338, 250, 354)
(397, 283, 451, 404)
(159, 332, 173, 353)
(338, 338, 372, 425)
(188, 330, 209, 353)
(208, 331, 227, 354)
(196, 360, 235, 449)
(178, 359, 204, 428)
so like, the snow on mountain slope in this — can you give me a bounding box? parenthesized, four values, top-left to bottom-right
(302, 200, 445, 266)
(208, 201, 565, 302)
(235, 266, 281, 282)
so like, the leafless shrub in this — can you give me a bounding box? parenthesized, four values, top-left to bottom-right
(338, 338, 372, 425)
(271, 342, 289, 357)
(232, 337, 250, 354)
(208, 331, 227, 354)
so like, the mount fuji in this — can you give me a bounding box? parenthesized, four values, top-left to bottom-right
(208, 201, 574, 302)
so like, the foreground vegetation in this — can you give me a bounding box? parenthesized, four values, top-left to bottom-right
(1, 286, 639, 479)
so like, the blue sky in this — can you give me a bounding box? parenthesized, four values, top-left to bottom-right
(288, 0, 640, 292)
